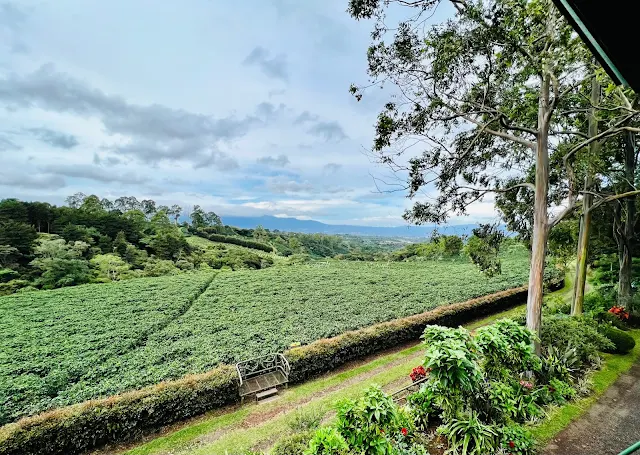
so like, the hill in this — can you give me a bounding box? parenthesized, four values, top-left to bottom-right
(220, 215, 483, 237)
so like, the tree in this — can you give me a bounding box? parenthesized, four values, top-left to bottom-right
(90, 254, 131, 282)
(0, 198, 28, 222)
(65, 192, 87, 209)
(30, 238, 91, 289)
(190, 205, 206, 229)
(0, 245, 19, 268)
(205, 211, 222, 227)
(141, 199, 157, 218)
(149, 230, 190, 260)
(79, 195, 105, 214)
(465, 224, 504, 277)
(113, 231, 128, 256)
(0, 220, 38, 258)
(346, 0, 639, 350)
(169, 204, 182, 225)
(26, 201, 54, 233)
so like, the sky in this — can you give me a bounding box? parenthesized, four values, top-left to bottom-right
(0, 0, 500, 226)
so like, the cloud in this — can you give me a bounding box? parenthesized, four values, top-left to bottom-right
(257, 154, 289, 167)
(0, 64, 277, 168)
(266, 179, 314, 194)
(243, 46, 289, 82)
(323, 162, 342, 173)
(41, 164, 150, 185)
(93, 153, 122, 166)
(293, 111, 319, 125)
(27, 127, 79, 149)
(0, 135, 21, 151)
(307, 120, 348, 142)
(193, 150, 239, 170)
(0, 172, 66, 189)
(0, 2, 29, 53)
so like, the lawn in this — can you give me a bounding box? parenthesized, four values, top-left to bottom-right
(0, 248, 529, 425)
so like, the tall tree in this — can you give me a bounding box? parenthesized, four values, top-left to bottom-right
(348, 0, 593, 350)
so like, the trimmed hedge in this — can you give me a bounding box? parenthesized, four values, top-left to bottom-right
(600, 325, 636, 354)
(0, 279, 562, 455)
(195, 231, 275, 253)
(0, 366, 239, 455)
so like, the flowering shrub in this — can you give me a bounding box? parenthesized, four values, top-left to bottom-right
(499, 424, 535, 455)
(609, 306, 630, 321)
(409, 366, 427, 382)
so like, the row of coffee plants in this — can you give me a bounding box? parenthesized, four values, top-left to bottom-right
(267, 312, 634, 455)
(0, 272, 216, 424)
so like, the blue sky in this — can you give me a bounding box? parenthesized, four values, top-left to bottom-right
(0, 0, 499, 226)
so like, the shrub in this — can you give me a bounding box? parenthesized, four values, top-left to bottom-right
(498, 424, 535, 455)
(583, 291, 609, 314)
(609, 306, 631, 321)
(197, 231, 274, 253)
(437, 412, 498, 455)
(272, 431, 314, 455)
(539, 315, 614, 367)
(334, 386, 412, 454)
(547, 378, 577, 404)
(288, 409, 323, 433)
(406, 385, 437, 430)
(305, 427, 349, 455)
(595, 311, 629, 330)
(539, 345, 580, 384)
(475, 319, 540, 380)
(599, 326, 636, 354)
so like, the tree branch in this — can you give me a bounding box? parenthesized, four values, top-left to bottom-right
(588, 190, 640, 214)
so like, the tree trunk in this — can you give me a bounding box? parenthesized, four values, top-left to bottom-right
(616, 131, 637, 309)
(527, 74, 551, 355)
(572, 77, 600, 315)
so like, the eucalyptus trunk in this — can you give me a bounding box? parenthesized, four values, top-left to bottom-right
(526, 73, 551, 355)
(614, 131, 637, 309)
(572, 78, 600, 315)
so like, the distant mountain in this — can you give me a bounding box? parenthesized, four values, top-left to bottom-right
(220, 215, 483, 238)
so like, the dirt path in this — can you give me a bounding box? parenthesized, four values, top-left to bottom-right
(543, 360, 640, 455)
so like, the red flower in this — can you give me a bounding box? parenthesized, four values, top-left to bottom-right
(401, 427, 408, 436)
(509, 441, 516, 448)
(410, 365, 428, 382)
(609, 306, 630, 320)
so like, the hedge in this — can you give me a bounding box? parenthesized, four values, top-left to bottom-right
(284, 281, 564, 383)
(195, 231, 274, 253)
(0, 366, 239, 455)
(0, 280, 562, 455)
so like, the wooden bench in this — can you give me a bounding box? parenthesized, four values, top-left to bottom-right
(236, 353, 290, 401)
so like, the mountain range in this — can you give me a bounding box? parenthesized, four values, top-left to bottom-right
(221, 215, 483, 238)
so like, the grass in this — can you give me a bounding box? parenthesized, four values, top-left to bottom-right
(124, 304, 528, 455)
(530, 329, 640, 445)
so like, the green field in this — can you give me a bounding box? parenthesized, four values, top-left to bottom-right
(0, 249, 529, 424)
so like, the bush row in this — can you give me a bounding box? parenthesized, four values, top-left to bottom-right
(195, 230, 275, 253)
(0, 366, 239, 455)
(1, 280, 562, 455)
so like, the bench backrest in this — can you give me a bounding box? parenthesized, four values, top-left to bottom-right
(236, 353, 290, 385)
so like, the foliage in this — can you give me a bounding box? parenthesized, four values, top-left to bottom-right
(539, 345, 580, 384)
(288, 409, 323, 433)
(272, 431, 314, 455)
(436, 412, 497, 455)
(196, 230, 274, 253)
(539, 316, 614, 367)
(498, 424, 535, 455)
(0, 273, 215, 424)
(90, 254, 132, 282)
(406, 385, 437, 431)
(475, 319, 539, 380)
(0, 365, 238, 455)
(599, 326, 636, 354)
(305, 428, 348, 455)
(608, 306, 630, 321)
(465, 225, 505, 278)
(547, 378, 577, 404)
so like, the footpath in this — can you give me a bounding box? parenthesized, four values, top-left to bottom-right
(543, 360, 640, 455)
